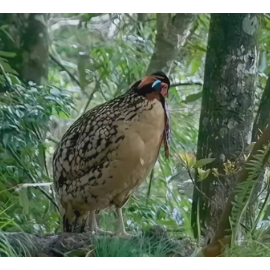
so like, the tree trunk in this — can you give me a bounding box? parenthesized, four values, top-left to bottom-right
(252, 76, 270, 140)
(146, 13, 195, 74)
(191, 14, 260, 241)
(0, 14, 49, 84)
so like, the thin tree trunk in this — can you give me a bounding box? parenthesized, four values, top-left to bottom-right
(191, 14, 260, 241)
(252, 76, 270, 140)
(146, 13, 195, 74)
(19, 14, 49, 83)
(0, 14, 49, 84)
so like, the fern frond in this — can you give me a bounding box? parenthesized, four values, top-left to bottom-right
(231, 143, 270, 243)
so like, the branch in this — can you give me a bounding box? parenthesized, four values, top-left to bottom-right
(49, 53, 80, 88)
(203, 122, 270, 257)
(47, 136, 60, 144)
(171, 81, 203, 87)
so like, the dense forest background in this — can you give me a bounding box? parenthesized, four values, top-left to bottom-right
(1, 13, 270, 257)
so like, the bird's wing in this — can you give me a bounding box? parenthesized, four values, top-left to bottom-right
(53, 94, 142, 184)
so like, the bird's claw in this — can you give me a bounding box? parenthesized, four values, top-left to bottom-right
(115, 230, 132, 238)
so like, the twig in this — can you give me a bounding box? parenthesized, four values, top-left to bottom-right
(0, 62, 12, 88)
(187, 168, 212, 202)
(83, 87, 98, 114)
(147, 169, 154, 201)
(49, 53, 80, 88)
(47, 136, 60, 144)
(82, 78, 102, 114)
(171, 81, 203, 87)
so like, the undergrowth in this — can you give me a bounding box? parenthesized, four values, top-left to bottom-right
(92, 231, 179, 257)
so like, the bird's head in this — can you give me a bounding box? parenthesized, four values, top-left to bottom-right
(131, 71, 170, 100)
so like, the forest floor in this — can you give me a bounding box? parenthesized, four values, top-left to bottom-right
(1, 226, 198, 257)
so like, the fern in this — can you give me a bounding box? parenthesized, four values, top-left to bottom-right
(230, 142, 270, 243)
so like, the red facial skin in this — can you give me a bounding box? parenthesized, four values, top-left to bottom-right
(160, 82, 168, 97)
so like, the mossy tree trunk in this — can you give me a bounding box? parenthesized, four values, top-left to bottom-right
(191, 14, 260, 241)
(0, 13, 49, 84)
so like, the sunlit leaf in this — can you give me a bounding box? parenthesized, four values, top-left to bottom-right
(0, 51, 16, 58)
(194, 158, 215, 168)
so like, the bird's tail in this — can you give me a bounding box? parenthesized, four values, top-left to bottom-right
(62, 209, 89, 233)
(63, 214, 73, 232)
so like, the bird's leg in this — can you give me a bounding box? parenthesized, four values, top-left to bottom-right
(115, 207, 130, 236)
(88, 210, 98, 233)
(88, 211, 113, 235)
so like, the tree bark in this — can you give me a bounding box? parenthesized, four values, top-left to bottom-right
(191, 14, 260, 241)
(146, 13, 195, 74)
(0, 14, 49, 84)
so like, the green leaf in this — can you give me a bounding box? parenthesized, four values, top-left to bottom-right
(50, 88, 61, 96)
(0, 51, 16, 58)
(8, 74, 20, 85)
(197, 168, 211, 181)
(194, 158, 215, 168)
(0, 58, 18, 75)
(18, 189, 29, 215)
(184, 91, 202, 103)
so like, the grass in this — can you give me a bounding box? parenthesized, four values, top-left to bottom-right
(0, 207, 32, 257)
(0, 230, 18, 257)
(224, 240, 270, 257)
(92, 229, 181, 257)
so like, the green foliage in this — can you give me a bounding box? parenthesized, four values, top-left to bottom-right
(0, 63, 73, 233)
(224, 226, 270, 257)
(92, 231, 178, 257)
(0, 205, 33, 257)
(231, 143, 270, 243)
(1, 13, 270, 257)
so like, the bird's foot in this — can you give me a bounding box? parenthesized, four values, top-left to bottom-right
(115, 230, 132, 238)
(97, 228, 114, 236)
(88, 227, 113, 236)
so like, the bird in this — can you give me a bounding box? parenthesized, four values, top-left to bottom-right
(53, 71, 171, 235)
